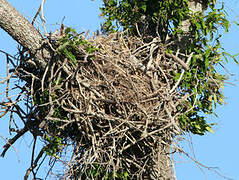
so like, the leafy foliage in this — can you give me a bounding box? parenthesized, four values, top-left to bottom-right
(57, 27, 98, 65)
(43, 134, 63, 158)
(100, 0, 231, 135)
(76, 164, 129, 180)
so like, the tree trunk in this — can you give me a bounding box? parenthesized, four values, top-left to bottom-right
(0, 0, 48, 69)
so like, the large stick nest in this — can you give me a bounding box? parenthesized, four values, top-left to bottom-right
(1, 31, 192, 179)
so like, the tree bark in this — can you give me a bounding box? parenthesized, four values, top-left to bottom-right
(0, 0, 48, 69)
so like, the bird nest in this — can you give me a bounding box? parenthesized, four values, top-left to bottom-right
(0, 31, 192, 179)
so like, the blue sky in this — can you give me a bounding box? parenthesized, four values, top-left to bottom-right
(0, 0, 239, 179)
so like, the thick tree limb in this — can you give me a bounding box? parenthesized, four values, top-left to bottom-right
(0, 0, 49, 69)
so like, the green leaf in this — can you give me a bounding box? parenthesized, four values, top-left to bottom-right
(57, 41, 70, 52)
(141, 5, 146, 12)
(204, 58, 209, 69)
(206, 126, 214, 133)
(223, 51, 239, 64)
(63, 49, 77, 65)
(213, 93, 217, 107)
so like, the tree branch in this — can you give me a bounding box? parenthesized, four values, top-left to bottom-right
(0, 0, 49, 69)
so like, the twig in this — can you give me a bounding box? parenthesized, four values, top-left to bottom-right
(135, 23, 142, 38)
(0, 49, 19, 60)
(165, 52, 189, 70)
(32, 0, 47, 34)
(146, 38, 158, 70)
(41, 62, 49, 92)
(170, 52, 193, 93)
(1, 125, 28, 157)
(178, 148, 234, 180)
(24, 145, 46, 180)
(0, 133, 20, 161)
(165, 106, 181, 134)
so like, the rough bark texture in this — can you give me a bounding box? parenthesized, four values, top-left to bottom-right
(0, 0, 47, 68)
